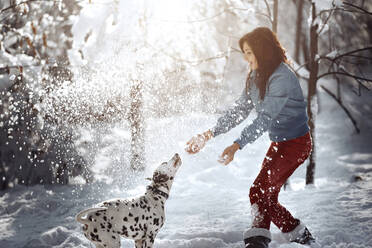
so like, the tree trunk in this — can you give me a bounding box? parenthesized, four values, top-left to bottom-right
(129, 80, 145, 171)
(306, 3, 319, 185)
(295, 0, 304, 63)
(128, 1, 147, 172)
(272, 0, 278, 33)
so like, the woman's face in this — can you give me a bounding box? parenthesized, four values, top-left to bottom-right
(242, 42, 258, 70)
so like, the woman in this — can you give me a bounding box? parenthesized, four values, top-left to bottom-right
(185, 27, 317, 248)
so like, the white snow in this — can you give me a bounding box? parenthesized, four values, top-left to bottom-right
(325, 50, 338, 59)
(1, 85, 372, 247)
(1, 1, 372, 248)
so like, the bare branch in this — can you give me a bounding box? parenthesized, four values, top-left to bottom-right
(340, 67, 371, 91)
(320, 85, 360, 133)
(318, 46, 372, 64)
(332, 46, 372, 61)
(263, 0, 273, 21)
(343, 1, 372, 15)
(254, 11, 272, 21)
(317, 71, 372, 83)
(344, 54, 372, 60)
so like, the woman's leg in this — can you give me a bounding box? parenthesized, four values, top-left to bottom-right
(249, 132, 312, 231)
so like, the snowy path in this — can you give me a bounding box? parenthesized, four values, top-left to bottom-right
(1, 91, 372, 248)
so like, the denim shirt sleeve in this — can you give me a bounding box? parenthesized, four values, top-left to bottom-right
(211, 90, 254, 137)
(234, 73, 290, 149)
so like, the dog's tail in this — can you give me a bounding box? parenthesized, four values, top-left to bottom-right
(75, 207, 107, 224)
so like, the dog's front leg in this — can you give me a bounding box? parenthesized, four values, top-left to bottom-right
(135, 239, 144, 248)
(135, 237, 155, 248)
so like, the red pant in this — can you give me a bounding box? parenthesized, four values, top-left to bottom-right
(249, 132, 312, 233)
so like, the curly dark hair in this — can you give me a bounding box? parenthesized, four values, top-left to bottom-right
(239, 27, 289, 99)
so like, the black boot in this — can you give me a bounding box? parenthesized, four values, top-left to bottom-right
(284, 221, 319, 247)
(243, 228, 271, 248)
(290, 227, 315, 245)
(244, 236, 271, 248)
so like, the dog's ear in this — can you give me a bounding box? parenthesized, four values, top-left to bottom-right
(153, 172, 169, 183)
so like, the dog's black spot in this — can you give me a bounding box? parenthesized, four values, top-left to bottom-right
(123, 217, 128, 222)
(112, 235, 116, 239)
(130, 226, 134, 232)
(108, 223, 112, 229)
(103, 216, 107, 221)
(122, 226, 128, 235)
(147, 206, 151, 212)
(100, 223, 105, 229)
(90, 232, 100, 241)
(132, 232, 138, 238)
(134, 217, 139, 223)
(129, 212, 133, 217)
(142, 215, 145, 220)
(93, 228, 97, 233)
(153, 218, 159, 226)
(95, 212, 101, 216)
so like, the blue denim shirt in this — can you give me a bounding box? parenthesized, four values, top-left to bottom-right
(211, 62, 309, 149)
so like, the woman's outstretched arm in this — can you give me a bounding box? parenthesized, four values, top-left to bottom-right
(211, 90, 254, 137)
(185, 90, 253, 154)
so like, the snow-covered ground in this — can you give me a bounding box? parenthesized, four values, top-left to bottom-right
(1, 85, 372, 248)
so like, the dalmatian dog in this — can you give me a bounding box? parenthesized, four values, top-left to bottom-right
(76, 153, 182, 248)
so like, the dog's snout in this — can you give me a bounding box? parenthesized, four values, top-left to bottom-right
(172, 153, 181, 167)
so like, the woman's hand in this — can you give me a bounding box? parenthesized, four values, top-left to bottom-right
(218, 142, 240, 165)
(185, 130, 213, 154)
